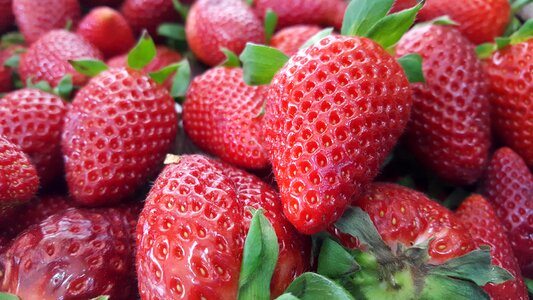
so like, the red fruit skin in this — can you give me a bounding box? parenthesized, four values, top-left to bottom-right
(0, 89, 68, 187)
(396, 25, 491, 185)
(485, 40, 533, 167)
(186, 0, 264, 66)
(12, 0, 81, 44)
(263, 35, 412, 235)
(390, 0, 418, 13)
(0, 208, 137, 299)
(483, 148, 533, 278)
(0, 0, 14, 32)
(270, 25, 323, 57)
(457, 194, 528, 300)
(81, 0, 123, 7)
(76, 6, 136, 58)
(0, 48, 14, 93)
(19, 30, 104, 87)
(0, 135, 39, 206)
(418, 0, 510, 44)
(120, 0, 179, 37)
(183, 67, 270, 170)
(62, 68, 178, 206)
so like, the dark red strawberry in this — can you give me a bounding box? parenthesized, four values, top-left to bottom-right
(76, 6, 136, 58)
(81, 0, 123, 7)
(183, 67, 269, 170)
(0, 88, 68, 187)
(396, 24, 491, 185)
(270, 25, 323, 56)
(418, 0, 510, 44)
(0, 0, 14, 32)
(483, 147, 533, 278)
(120, 0, 179, 37)
(12, 0, 81, 44)
(62, 67, 178, 206)
(186, 0, 264, 66)
(19, 30, 103, 87)
(457, 194, 528, 300)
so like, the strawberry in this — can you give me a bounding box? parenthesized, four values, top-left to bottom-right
(62, 67, 178, 206)
(483, 147, 533, 278)
(12, 0, 81, 44)
(0, 88, 68, 187)
(396, 24, 491, 185)
(0, 0, 14, 32)
(19, 30, 104, 87)
(457, 194, 528, 300)
(391, 0, 418, 13)
(76, 6, 136, 58)
(418, 0, 510, 44)
(182, 67, 270, 170)
(270, 25, 323, 56)
(81, 0, 123, 7)
(186, 0, 264, 66)
(0, 47, 14, 93)
(136, 154, 309, 299)
(120, 0, 179, 37)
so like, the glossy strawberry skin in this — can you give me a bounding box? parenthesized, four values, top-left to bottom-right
(76, 6, 136, 58)
(19, 30, 104, 87)
(62, 68, 178, 206)
(485, 40, 533, 167)
(396, 25, 491, 185)
(0, 89, 68, 187)
(183, 67, 270, 170)
(0, 0, 13, 33)
(12, 0, 81, 44)
(263, 35, 412, 234)
(120, 0, 179, 37)
(186, 0, 264, 66)
(457, 194, 528, 300)
(418, 0, 510, 44)
(270, 25, 323, 57)
(483, 148, 533, 278)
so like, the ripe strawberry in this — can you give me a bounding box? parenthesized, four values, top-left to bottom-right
(263, 35, 412, 234)
(483, 147, 533, 278)
(0, 0, 14, 32)
(0, 88, 68, 187)
(270, 25, 323, 56)
(418, 0, 510, 44)
(186, 0, 264, 66)
(62, 67, 178, 206)
(484, 39, 533, 167)
(0, 47, 15, 93)
(76, 6, 136, 58)
(391, 0, 418, 13)
(12, 0, 81, 44)
(120, 0, 179, 37)
(81, 0, 123, 7)
(457, 194, 528, 300)
(19, 30, 104, 87)
(183, 67, 269, 170)
(396, 24, 491, 185)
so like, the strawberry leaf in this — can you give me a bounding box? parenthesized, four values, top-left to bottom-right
(525, 278, 533, 294)
(503, 17, 522, 37)
(240, 43, 288, 85)
(275, 294, 300, 300)
(0, 293, 20, 300)
(172, 0, 189, 20)
(238, 209, 279, 300)
(512, 0, 533, 13)
(69, 59, 109, 77)
(421, 275, 490, 299)
(220, 48, 241, 68)
(3, 54, 20, 68)
(397, 53, 425, 83)
(278, 273, 355, 300)
(157, 23, 186, 41)
(299, 28, 334, 50)
(26, 78, 52, 93)
(341, 0, 393, 36)
(495, 37, 511, 49)
(1, 32, 24, 48)
(510, 19, 533, 44)
(317, 238, 360, 278)
(89, 296, 110, 300)
(54, 74, 73, 100)
(127, 30, 157, 70)
(476, 43, 497, 60)
(64, 19, 73, 31)
(246, 0, 253, 5)
(264, 9, 278, 45)
(170, 59, 191, 100)
(149, 62, 180, 84)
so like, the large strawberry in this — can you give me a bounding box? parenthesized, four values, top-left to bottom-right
(186, 0, 264, 66)
(457, 194, 528, 300)
(182, 67, 269, 170)
(0, 0, 13, 32)
(19, 30, 103, 87)
(270, 25, 323, 56)
(483, 147, 533, 278)
(120, 0, 179, 37)
(12, 0, 81, 44)
(396, 24, 491, 185)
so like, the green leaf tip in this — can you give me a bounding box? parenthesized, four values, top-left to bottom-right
(510, 19, 533, 44)
(172, 0, 189, 20)
(280, 273, 355, 300)
(512, 0, 533, 13)
(264, 9, 278, 45)
(1, 32, 25, 48)
(127, 30, 157, 70)
(26, 78, 52, 93)
(317, 238, 360, 278)
(54, 74, 74, 100)
(240, 43, 288, 86)
(0, 293, 20, 300)
(342, 0, 393, 36)
(299, 28, 334, 50)
(525, 277, 533, 294)
(3, 54, 20, 69)
(476, 43, 497, 60)
(157, 23, 186, 41)
(170, 59, 191, 100)
(220, 48, 241, 68)
(89, 296, 110, 300)
(69, 59, 109, 77)
(397, 53, 425, 83)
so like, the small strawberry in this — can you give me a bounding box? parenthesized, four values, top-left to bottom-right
(0, 0, 14, 32)
(186, 0, 264, 66)
(76, 6, 136, 58)
(19, 30, 103, 87)
(396, 24, 491, 185)
(418, 0, 510, 44)
(183, 67, 269, 170)
(457, 194, 528, 300)
(483, 147, 533, 278)
(12, 0, 81, 44)
(120, 0, 179, 37)
(270, 25, 323, 56)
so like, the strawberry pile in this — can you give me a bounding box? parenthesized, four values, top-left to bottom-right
(0, 0, 531, 299)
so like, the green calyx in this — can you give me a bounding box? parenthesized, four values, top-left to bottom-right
(476, 19, 533, 59)
(128, 30, 157, 70)
(0, 293, 20, 300)
(25, 74, 74, 100)
(264, 9, 278, 45)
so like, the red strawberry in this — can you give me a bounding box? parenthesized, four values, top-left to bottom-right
(76, 6, 136, 58)
(0, 88, 68, 187)
(12, 0, 81, 44)
(263, 35, 412, 234)
(62, 67, 178, 206)
(81, 0, 123, 7)
(19, 30, 104, 87)
(418, 0, 510, 44)
(457, 194, 528, 300)
(485, 39, 533, 167)
(182, 67, 270, 170)
(483, 147, 533, 278)
(0, 0, 14, 32)
(186, 0, 264, 66)
(120, 0, 179, 37)
(0, 47, 15, 93)
(270, 25, 323, 56)
(391, 0, 418, 13)
(396, 24, 491, 185)
(136, 155, 309, 299)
